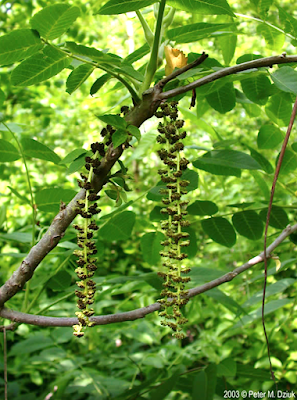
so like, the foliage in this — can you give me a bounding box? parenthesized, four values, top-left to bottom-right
(0, 0, 297, 399)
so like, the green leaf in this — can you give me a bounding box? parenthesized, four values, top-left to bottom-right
(257, 24, 284, 51)
(193, 150, 262, 176)
(127, 125, 141, 142)
(217, 32, 237, 65)
(232, 299, 293, 328)
(241, 75, 272, 105)
(277, 149, 297, 174)
(10, 333, 54, 355)
(124, 43, 150, 64)
(96, 114, 127, 129)
(8, 186, 31, 205)
(66, 64, 94, 94)
(205, 364, 217, 400)
(201, 217, 236, 247)
(250, 0, 273, 17)
(140, 231, 164, 266)
(183, 227, 198, 259)
(182, 169, 199, 192)
(206, 82, 236, 113)
(265, 93, 292, 126)
(66, 42, 122, 66)
(217, 358, 237, 377)
(11, 45, 71, 86)
(232, 210, 263, 240)
(192, 371, 207, 400)
(90, 74, 111, 95)
(167, 0, 235, 16)
(271, 66, 297, 95)
(188, 200, 218, 216)
(0, 89, 4, 109)
(148, 367, 183, 400)
(257, 124, 284, 149)
(99, 211, 136, 241)
(206, 288, 244, 314)
(21, 138, 61, 164)
(97, 0, 157, 15)
(35, 188, 77, 212)
(112, 129, 128, 148)
(0, 29, 43, 66)
(0, 205, 6, 229)
(66, 154, 87, 175)
(251, 171, 270, 200)
(0, 139, 20, 162)
(30, 3, 80, 40)
(248, 146, 274, 174)
(242, 278, 296, 308)
(236, 364, 271, 381)
(167, 22, 234, 44)
(47, 270, 71, 291)
(278, 7, 297, 39)
(259, 206, 289, 229)
(0, 232, 32, 243)
(60, 149, 88, 164)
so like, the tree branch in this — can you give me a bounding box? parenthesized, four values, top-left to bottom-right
(1, 223, 296, 330)
(159, 54, 297, 100)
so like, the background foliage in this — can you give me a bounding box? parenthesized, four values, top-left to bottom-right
(0, 0, 297, 399)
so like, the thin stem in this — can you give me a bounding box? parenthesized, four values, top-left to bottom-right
(235, 12, 295, 40)
(3, 327, 7, 400)
(2, 122, 36, 311)
(140, 0, 167, 93)
(43, 41, 141, 104)
(136, 10, 154, 46)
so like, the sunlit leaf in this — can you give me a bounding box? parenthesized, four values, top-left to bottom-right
(271, 66, 297, 94)
(0, 29, 43, 66)
(97, 0, 157, 15)
(66, 64, 94, 94)
(257, 124, 284, 149)
(30, 3, 80, 40)
(21, 138, 61, 164)
(167, 22, 234, 44)
(167, 0, 235, 16)
(11, 46, 71, 86)
(0, 139, 20, 162)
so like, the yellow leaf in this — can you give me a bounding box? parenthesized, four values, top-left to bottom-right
(164, 45, 188, 76)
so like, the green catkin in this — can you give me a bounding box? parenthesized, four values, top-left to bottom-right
(155, 101, 191, 340)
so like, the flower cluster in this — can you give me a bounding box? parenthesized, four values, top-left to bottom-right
(155, 101, 191, 339)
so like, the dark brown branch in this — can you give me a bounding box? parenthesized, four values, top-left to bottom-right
(159, 54, 297, 100)
(1, 223, 296, 329)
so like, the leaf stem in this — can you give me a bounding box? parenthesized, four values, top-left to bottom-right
(43, 41, 141, 104)
(140, 0, 167, 94)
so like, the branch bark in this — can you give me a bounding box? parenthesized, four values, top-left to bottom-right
(159, 54, 297, 100)
(1, 223, 296, 330)
(1, 52, 297, 315)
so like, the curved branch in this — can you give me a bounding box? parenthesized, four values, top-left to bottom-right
(1, 223, 296, 330)
(159, 54, 297, 100)
(0, 145, 123, 308)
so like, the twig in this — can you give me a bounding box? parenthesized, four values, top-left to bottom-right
(3, 327, 7, 400)
(262, 95, 297, 384)
(1, 223, 296, 328)
(159, 54, 297, 100)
